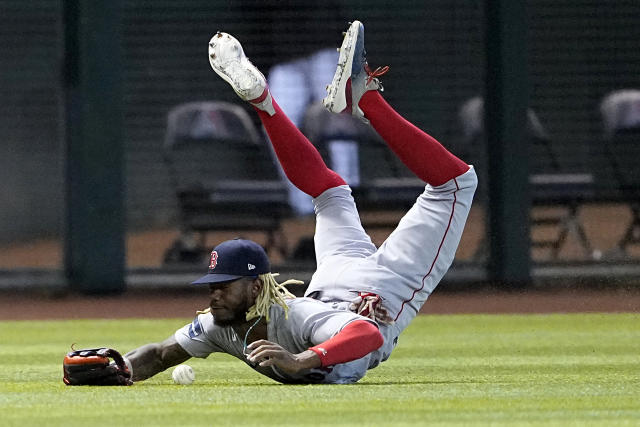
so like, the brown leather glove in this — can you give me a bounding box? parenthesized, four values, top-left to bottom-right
(63, 347, 133, 386)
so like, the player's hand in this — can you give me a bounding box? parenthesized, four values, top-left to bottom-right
(349, 293, 394, 325)
(246, 340, 321, 374)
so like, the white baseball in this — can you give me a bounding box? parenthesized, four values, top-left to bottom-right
(172, 364, 195, 385)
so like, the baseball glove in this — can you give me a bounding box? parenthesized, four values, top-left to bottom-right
(63, 347, 133, 386)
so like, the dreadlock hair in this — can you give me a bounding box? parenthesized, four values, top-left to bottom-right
(246, 273, 302, 322)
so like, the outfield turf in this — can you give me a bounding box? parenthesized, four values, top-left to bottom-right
(1, 314, 639, 426)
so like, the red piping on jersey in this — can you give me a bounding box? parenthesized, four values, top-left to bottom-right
(394, 178, 460, 321)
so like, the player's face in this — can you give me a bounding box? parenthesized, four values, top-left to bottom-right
(208, 278, 255, 326)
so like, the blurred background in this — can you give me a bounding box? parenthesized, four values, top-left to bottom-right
(1, 0, 639, 294)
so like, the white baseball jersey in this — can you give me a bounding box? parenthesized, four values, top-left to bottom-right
(175, 297, 377, 384)
(175, 167, 477, 384)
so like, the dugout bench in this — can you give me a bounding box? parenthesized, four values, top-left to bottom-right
(162, 101, 292, 264)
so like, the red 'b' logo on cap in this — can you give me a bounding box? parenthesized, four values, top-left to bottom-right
(209, 251, 218, 270)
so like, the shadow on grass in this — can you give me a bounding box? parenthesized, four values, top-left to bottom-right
(360, 379, 486, 386)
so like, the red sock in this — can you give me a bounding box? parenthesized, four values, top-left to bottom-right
(359, 91, 469, 186)
(255, 99, 346, 197)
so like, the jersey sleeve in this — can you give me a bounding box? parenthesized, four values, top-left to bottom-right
(308, 320, 383, 367)
(174, 312, 225, 358)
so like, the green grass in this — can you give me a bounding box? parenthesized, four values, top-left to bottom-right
(1, 314, 639, 426)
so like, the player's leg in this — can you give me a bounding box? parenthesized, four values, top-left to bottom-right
(267, 49, 359, 216)
(324, 21, 469, 187)
(359, 92, 470, 186)
(207, 32, 376, 262)
(323, 21, 478, 331)
(268, 58, 317, 216)
(309, 49, 362, 187)
(208, 32, 343, 198)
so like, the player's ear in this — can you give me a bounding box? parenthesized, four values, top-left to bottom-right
(249, 277, 263, 298)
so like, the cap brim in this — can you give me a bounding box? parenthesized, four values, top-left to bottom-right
(191, 273, 245, 285)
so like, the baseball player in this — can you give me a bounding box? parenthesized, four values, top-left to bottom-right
(62, 20, 477, 385)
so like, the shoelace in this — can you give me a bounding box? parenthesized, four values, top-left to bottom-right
(364, 64, 390, 85)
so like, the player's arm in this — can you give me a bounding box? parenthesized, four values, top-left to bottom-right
(246, 320, 383, 374)
(125, 335, 191, 382)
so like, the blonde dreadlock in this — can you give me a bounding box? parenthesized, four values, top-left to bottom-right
(196, 273, 303, 322)
(246, 273, 302, 321)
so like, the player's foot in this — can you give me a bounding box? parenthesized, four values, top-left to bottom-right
(323, 20, 389, 123)
(208, 32, 275, 116)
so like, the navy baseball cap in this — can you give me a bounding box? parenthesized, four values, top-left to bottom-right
(191, 239, 270, 284)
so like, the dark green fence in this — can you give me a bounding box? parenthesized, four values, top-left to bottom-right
(1, 1, 639, 289)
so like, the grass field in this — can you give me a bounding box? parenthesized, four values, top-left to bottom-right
(1, 314, 639, 426)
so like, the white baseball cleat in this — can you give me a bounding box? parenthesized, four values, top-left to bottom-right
(208, 32, 275, 116)
(323, 20, 389, 123)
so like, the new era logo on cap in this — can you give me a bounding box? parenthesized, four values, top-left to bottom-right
(191, 239, 270, 285)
